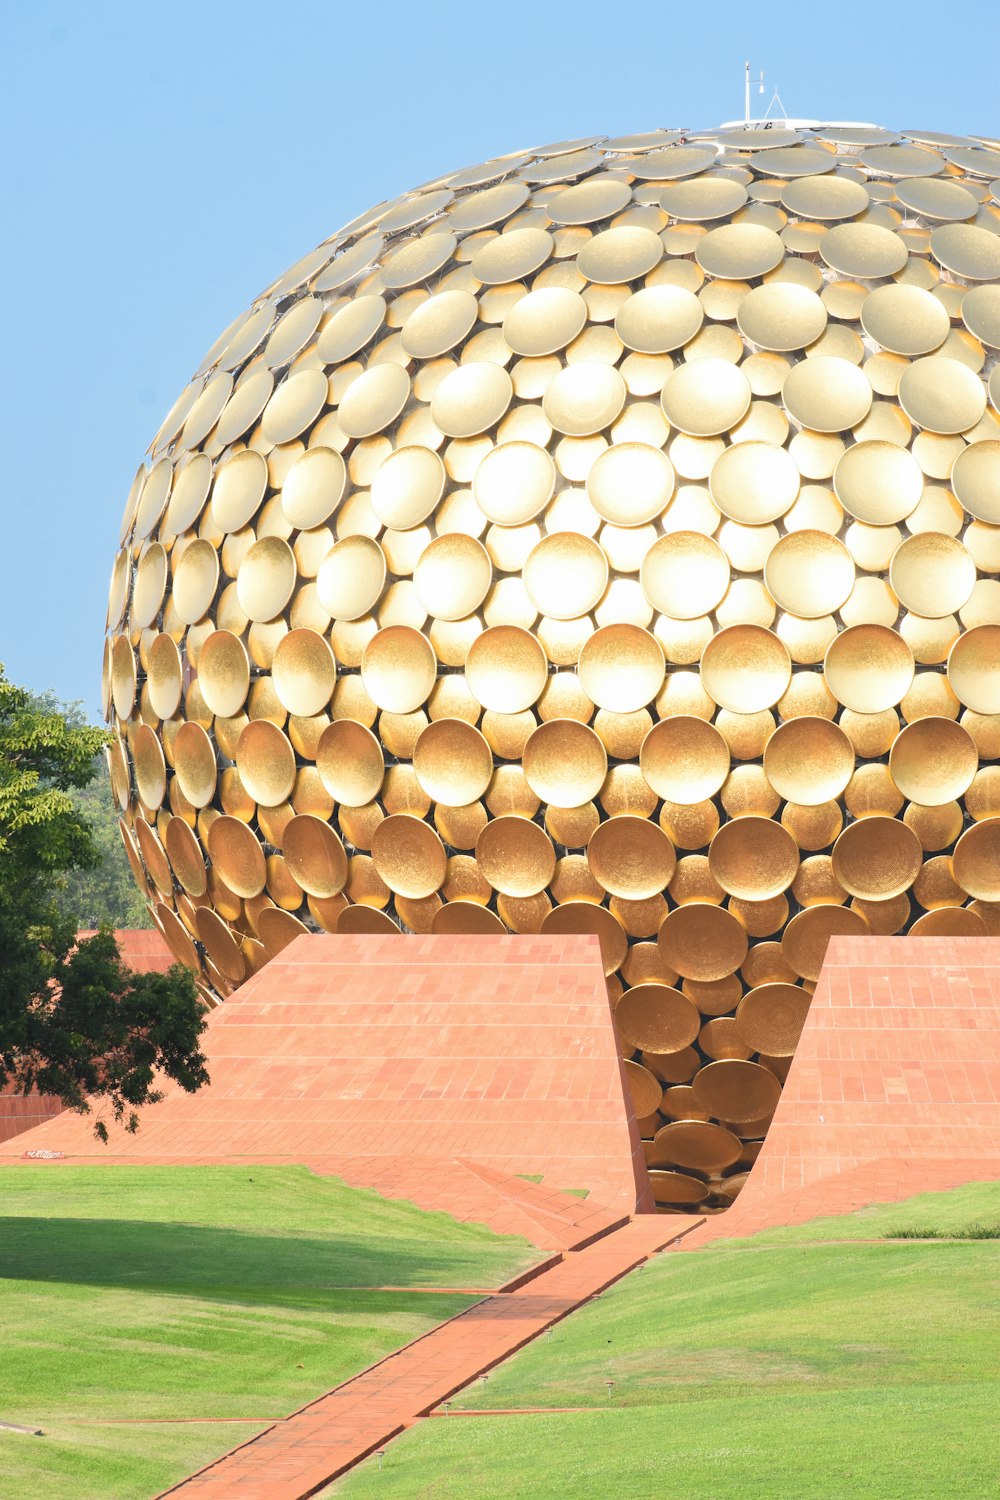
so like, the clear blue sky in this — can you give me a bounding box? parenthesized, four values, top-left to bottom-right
(2, 0, 997, 722)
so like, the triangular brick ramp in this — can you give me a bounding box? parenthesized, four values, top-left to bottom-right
(4, 934, 652, 1242)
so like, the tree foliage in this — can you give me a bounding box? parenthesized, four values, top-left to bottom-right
(0, 664, 208, 1137)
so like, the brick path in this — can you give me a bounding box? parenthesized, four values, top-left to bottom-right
(157, 1215, 698, 1499)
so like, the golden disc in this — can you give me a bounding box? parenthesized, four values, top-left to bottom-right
(577, 225, 663, 283)
(640, 532, 730, 619)
(781, 902, 870, 981)
(652, 1119, 742, 1173)
(587, 816, 676, 900)
(764, 531, 854, 618)
(897, 356, 987, 434)
(948, 626, 1000, 714)
(961, 286, 1000, 350)
(614, 984, 701, 1056)
(909, 906, 988, 937)
(172, 538, 220, 626)
(614, 284, 704, 353)
(361, 626, 436, 713)
(780, 173, 870, 220)
(952, 819, 1000, 900)
(824, 626, 914, 714)
(832, 816, 922, 899)
(501, 286, 588, 356)
(708, 441, 799, 523)
(338, 903, 399, 935)
(641, 716, 730, 804)
(708, 816, 799, 901)
(657, 903, 747, 981)
(370, 445, 445, 530)
(371, 813, 446, 899)
(193, 630, 248, 719)
(173, 721, 218, 808)
(234, 536, 295, 624)
(315, 535, 386, 623)
(164, 816, 207, 897)
(832, 442, 924, 527)
(540, 900, 627, 976)
(270, 629, 336, 718)
(622, 1059, 664, 1118)
(400, 288, 478, 358)
(781, 356, 874, 433)
(132, 725, 166, 810)
(700, 626, 791, 713)
(763, 716, 855, 805)
(695, 223, 784, 278)
(735, 984, 810, 1056)
(523, 531, 608, 618)
(314, 719, 382, 807)
(820, 222, 909, 277)
(475, 815, 555, 897)
(736, 282, 828, 352)
(690, 1060, 782, 1125)
(661, 361, 751, 441)
(930, 222, 1000, 280)
(659, 175, 748, 221)
(430, 362, 513, 439)
(646, 1170, 710, 1205)
(523, 719, 607, 807)
(950, 442, 1000, 524)
(473, 442, 555, 525)
(889, 533, 976, 618)
(889, 717, 978, 806)
(586, 443, 675, 527)
(577, 625, 664, 713)
(413, 718, 493, 805)
(235, 719, 296, 808)
(542, 361, 627, 436)
(206, 814, 266, 899)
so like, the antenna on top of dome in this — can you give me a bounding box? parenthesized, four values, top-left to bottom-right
(744, 60, 765, 122)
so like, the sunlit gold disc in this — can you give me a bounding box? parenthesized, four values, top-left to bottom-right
(523, 719, 607, 808)
(897, 356, 987, 434)
(206, 814, 266, 899)
(779, 173, 870, 219)
(930, 222, 1000, 280)
(824, 626, 914, 713)
(541, 900, 626, 977)
(370, 814, 446, 899)
(172, 538, 219, 626)
(832, 442, 924, 527)
(708, 442, 799, 523)
(501, 287, 588, 356)
(316, 536, 386, 622)
(110, 635, 137, 721)
(585, 443, 675, 527)
(781, 356, 873, 433)
(640, 717, 730, 804)
(691, 1060, 782, 1125)
(361, 626, 436, 713)
(369, 445, 445, 530)
(961, 285, 1000, 351)
(473, 442, 555, 525)
(657, 904, 747, 982)
(398, 288, 476, 359)
(465, 625, 547, 713)
(266, 628, 335, 718)
(523, 532, 608, 618)
(429, 901, 504, 936)
(889, 717, 978, 806)
(190, 629, 247, 719)
(279, 814, 348, 899)
(952, 819, 1000, 900)
(832, 816, 922, 900)
(646, 1170, 710, 1205)
(820, 221, 909, 278)
(614, 984, 701, 1056)
(335, 362, 409, 439)
(164, 814, 207, 899)
(909, 906, 987, 938)
(651, 1119, 742, 1174)
(622, 1060, 663, 1118)
(208, 450, 266, 534)
(173, 721, 217, 808)
(429, 362, 513, 439)
(781, 902, 870, 981)
(576, 225, 663, 283)
(132, 544, 168, 631)
(763, 531, 854, 619)
(947, 626, 1000, 714)
(660, 360, 751, 439)
(763, 716, 855, 806)
(337, 904, 398, 935)
(736, 283, 828, 352)
(613, 285, 704, 354)
(475, 815, 555, 898)
(235, 719, 296, 807)
(695, 223, 784, 279)
(132, 724, 166, 810)
(700, 626, 791, 713)
(315, 720, 383, 808)
(413, 719, 493, 805)
(734, 984, 810, 1056)
(950, 442, 1000, 524)
(659, 175, 749, 221)
(889, 533, 976, 618)
(235, 536, 295, 623)
(577, 625, 664, 712)
(587, 816, 676, 901)
(707, 817, 799, 901)
(542, 361, 627, 436)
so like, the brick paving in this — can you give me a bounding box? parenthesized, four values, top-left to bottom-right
(156, 1215, 698, 1500)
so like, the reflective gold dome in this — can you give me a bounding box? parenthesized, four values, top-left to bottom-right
(106, 119, 1000, 1213)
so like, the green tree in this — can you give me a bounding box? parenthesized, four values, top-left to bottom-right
(0, 664, 208, 1138)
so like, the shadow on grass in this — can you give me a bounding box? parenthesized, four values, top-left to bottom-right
(0, 1217, 504, 1306)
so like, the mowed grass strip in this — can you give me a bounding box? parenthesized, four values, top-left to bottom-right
(0, 1164, 536, 1499)
(333, 1182, 1000, 1500)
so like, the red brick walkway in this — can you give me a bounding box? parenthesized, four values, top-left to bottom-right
(157, 1215, 697, 1500)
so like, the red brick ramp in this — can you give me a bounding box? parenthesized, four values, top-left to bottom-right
(681, 935, 1000, 1248)
(2, 934, 652, 1230)
(1, 928, 174, 1145)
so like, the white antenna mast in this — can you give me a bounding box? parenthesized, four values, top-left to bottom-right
(744, 60, 765, 122)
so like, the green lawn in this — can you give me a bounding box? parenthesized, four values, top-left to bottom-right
(0, 1165, 537, 1499)
(334, 1181, 1000, 1500)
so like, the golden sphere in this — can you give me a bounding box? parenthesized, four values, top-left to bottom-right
(107, 120, 1000, 1207)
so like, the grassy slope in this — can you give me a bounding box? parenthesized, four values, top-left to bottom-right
(334, 1182, 1000, 1500)
(0, 1165, 536, 1500)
